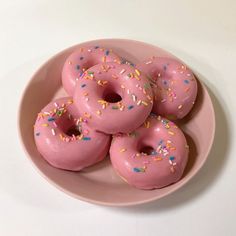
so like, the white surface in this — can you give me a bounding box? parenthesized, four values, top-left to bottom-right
(0, 0, 235, 235)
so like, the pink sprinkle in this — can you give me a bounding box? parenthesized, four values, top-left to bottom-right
(84, 129, 89, 135)
(53, 122, 58, 127)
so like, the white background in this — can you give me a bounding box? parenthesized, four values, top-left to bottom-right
(0, 0, 235, 235)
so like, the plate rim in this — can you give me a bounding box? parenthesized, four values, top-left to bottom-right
(17, 38, 216, 206)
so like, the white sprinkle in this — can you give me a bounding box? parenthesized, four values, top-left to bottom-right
(161, 99, 166, 103)
(43, 112, 50, 115)
(54, 102, 59, 108)
(132, 94, 137, 101)
(51, 129, 56, 136)
(145, 61, 152, 65)
(173, 162, 177, 166)
(127, 89, 130, 94)
(172, 70, 177, 74)
(120, 69, 126, 74)
(76, 77, 79, 81)
(137, 100, 142, 105)
(187, 73, 191, 77)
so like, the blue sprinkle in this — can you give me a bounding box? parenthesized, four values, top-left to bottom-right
(159, 140, 163, 145)
(36, 132, 40, 136)
(128, 105, 134, 110)
(48, 117, 55, 122)
(76, 65, 80, 70)
(80, 56, 84, 60)
(169, 156, 175, 160)
(163, 65, 167, 70)
(80, 72, 84, 76)
(94, 46, 99, 49)
(81, 84, 86, 88)
(133, 168, 141, 172)
(83, 137, 91, 141)
(105, 50, 110, 55)
(184, 79, 189, 84)
(163, 80, 168, 85)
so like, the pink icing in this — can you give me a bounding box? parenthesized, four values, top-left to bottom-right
(110, 115, 189, 189)
(137, 57, 198, 120)
(73, 62, 154, 134)
(62, 46, 120, 95)
(34, 97, 111, 171)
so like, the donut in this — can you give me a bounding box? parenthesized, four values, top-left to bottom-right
(34, 97, 111, 171)
(73, 62, 154, 134)
(62, 46, 121, 95)
(137, 57, 198, 120)
(110, 115, 189, 189)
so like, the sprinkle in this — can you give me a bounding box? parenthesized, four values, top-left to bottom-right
(135, 69, 140, 76)
(67, 99, 73, 104)
(168, 131, 175, 135)
(76, 65, 80, 70)
(144, 121, 150, 128)
(112, 106, 119, 110)
(87, 71, 94, 75)
(121, 85, 125, 89)
(42, 123, 49, 127)
(184, 79, 189, 84)
(36, 132, 40, 136)
(84, 112, 91, 118)
(105, 50, 110, 55)
(141, 101, 148, 106)
(134, 74, 141, 81)
(133, 167, 145, 173)
(95, 46, 99, 49)
(83, 129, 89, 135)
(128, 105, 134, 110)
(102, 56, 106, 62)
(170, 166, 175, 173)
(80, 56, 84, 60)
(132, 94, 137, 101)
(54, 102, 59, 108)
(112, 74, 118, 79)
(97, 80, 108, 86)
(96, 110, 101, 115)
(83, 92, 88, 96)
(187, 73, 191, 77)
(81, 84, 86, 88)
(137, 100, 142, 106)
(47, 117, 55, 122)
(120, 69, 126, 74)
(178, 104, 183, 109)
(51, 129, 56, 136)
(154, 157, 163, 161)
(120, 148, 126, 153)
(169, 156, 175, 160)
(68, 61, 72, 65)
(145, 61, 152, 65)
(82, 137, 91, 141)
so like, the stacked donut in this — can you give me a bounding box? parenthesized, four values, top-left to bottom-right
(34, 46, 198, 190)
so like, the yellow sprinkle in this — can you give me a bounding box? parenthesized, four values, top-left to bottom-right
(102, 56, 106, 62)
(134, 74, 141, 81)
(144, 121, 150, 128)
(168, 131, 175, 136)
(96, 110, 102, 115)
(141, 101, 148, 106)
(42, 123, 49, 127)
(59, 134, 64, 140)
(120, 148, 126, 153)
(137, 100, 142, 106)
(154, 157, 163, 161)
(78, 134, 84, 140)
(67, 99, 73, 104)
(135, 69, 141, 76)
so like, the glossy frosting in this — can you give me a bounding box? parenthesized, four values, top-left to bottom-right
(137, 57, 198, 120)
(34, 97, 111, 171)
(110, 115, 189, 189)
(73, 62, 153, 134)
(62, 46, 120, 95)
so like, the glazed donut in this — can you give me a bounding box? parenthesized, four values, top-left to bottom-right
(110, 115, 189, 189)
(34, 97, 111, 171)
(62, 46, 121, 95)
(137, 57, 198, 120)
(73, 62, 153, 134)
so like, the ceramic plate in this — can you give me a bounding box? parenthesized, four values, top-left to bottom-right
(18, 39, 215, 206)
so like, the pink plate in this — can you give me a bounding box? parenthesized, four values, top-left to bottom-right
(18, 39, 215, 206)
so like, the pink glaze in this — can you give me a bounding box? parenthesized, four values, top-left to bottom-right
(62, 46, 120, 95)
(73, 62, 153, 134)
(137, 57, 198, 120)
(34, 97, 111, 171)
(110, 115, 189, 189)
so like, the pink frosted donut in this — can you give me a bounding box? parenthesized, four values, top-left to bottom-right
(137, 57, 198, 120)
(62, 46, 121, 95)
(73, 62, 153, 134)
(34, 97, 111, 171)
(110, 115, 189, 189)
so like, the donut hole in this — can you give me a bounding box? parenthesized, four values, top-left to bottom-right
(139, 145, 155, 155)
(66, 125, 81, 136)
(103, 87, 122, 103)
(55, 115, 81, 137)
